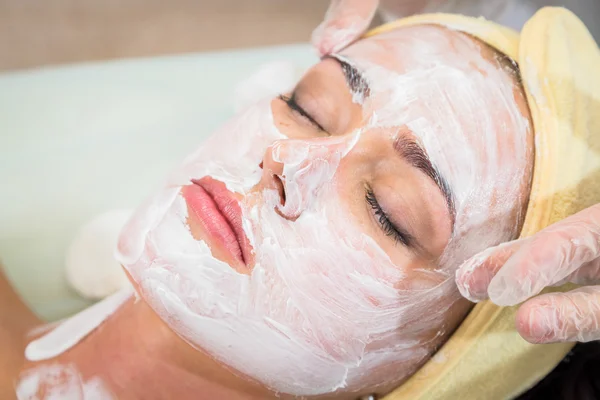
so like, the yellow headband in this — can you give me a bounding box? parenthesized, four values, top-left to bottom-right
(365, 8, 600, 400)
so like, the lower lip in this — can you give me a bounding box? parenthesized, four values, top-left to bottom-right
(181, 182, 245, 267)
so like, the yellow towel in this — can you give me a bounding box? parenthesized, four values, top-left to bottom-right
(364, 8, 600, 400)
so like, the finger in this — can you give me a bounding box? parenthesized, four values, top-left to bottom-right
(455, 240, 525, 302)
(539, 255, 600, 287)
(487, 204, 600, 306)
(516, 286, 600, 343)
(564, 257, 600, 285)
(311, 0, 379, 57)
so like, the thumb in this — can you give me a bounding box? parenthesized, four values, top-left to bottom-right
(311, 0, 379, 57)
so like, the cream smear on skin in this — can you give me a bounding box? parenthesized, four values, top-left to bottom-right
(106, 25, 527, 397)
(17, 363, 113, 400)
(114, 99, 451, 395)
(25, 287, 133, 362)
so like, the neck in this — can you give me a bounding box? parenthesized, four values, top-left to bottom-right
(18, 296, 274, 400)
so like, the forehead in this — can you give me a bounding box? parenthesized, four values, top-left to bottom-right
(340, 24, 493, 76)
(335, 25, 524, 182)
(336, 24, 526, 175)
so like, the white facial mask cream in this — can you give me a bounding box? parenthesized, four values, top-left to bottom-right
(115, 98, 460, 395)
(114, 25, 531, 397)
(25, 287, 133, 362)
(16, 364, 113, 400)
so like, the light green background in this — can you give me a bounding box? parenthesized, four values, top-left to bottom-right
(0, 45, 316, 321)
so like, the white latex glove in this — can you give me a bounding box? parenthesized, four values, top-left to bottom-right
(310, 1, 464, 56)
(456, 204, 600, 344)
(311, 0, 380, 56)
(310, 1, 551, 54)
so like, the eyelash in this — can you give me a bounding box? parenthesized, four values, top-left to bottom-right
(365, 187, 411, 247)
(278, 93, 326, 132)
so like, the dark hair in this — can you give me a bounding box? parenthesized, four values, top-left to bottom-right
(494, 50, 522, 85)
(517, 342, 600, 400)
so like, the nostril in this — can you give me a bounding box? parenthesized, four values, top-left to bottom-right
(273, 174, 286, 206)
(272, 174, 298, 221)
(273, 174, 285, 207)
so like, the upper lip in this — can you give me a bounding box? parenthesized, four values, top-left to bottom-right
(188, 177, 253, 269)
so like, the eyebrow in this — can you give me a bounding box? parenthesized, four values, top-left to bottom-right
(394, 135, 456, 227)
(325, 55, 371, 100)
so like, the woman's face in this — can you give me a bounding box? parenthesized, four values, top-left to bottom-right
(117, 25, 532, 396)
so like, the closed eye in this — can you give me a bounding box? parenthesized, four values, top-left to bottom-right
(365, 186, 413, 247)
(278, 93, 327, 132)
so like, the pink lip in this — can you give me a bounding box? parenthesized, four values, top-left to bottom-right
(181, 177, 253, 270)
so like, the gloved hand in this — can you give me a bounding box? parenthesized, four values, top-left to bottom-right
(311, 0, 379, 56)
(456, 204, 600, 344)
(311, 1, 448, 56)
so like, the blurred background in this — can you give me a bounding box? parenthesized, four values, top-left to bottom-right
(2, 0, 599, 72)
(0, 0, 332, 71)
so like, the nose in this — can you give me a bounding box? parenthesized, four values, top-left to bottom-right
(258, 136, 352, 220)
(259, 144, 287, 213)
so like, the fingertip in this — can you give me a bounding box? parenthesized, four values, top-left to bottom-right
(455, 250, 504, 302)
(516, 301, 559, 344)
(455, 263, 490, 302)
(310, 24, 328, 56)
(312, 0, 378, 54)
(310, 20, 334, 55)
(316, 38, 344, 58)
(515, 303, 539, 343)
(311, 25, 359, 57)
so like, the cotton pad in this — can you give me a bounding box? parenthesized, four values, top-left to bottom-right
(65, 209, 133, 300)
